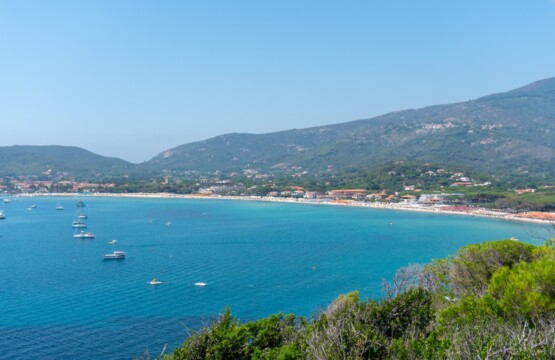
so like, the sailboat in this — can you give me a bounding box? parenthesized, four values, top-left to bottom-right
(72, 208, 88, 227)
(71, 220, 87, 228)
(55, 201, 64, 210)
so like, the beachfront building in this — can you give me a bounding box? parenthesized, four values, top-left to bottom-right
(328, 189, 367, 200)
(400, 194, 417, 203)
(418, 193, 465, 205)
(304, 191, 318, 199)
(366, 192, 389, 201)
(199, 183, 246, 195)
(418, 194, 443, 205)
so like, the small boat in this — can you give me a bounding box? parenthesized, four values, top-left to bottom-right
(74, 231, 95, 239)
(108, 240, 117, 245)
(30, 204, 37, 209)
(0, 211, 5, 220)
(55, 201, 64, 210)
(3, 198, 11, 204)
(78, 214, 88, 219)
(165, 221, 171, 226)
(148, 278, 162, 285)
(72, 221, 87, 228)
(103, 250, 126, 260)
(194, 282, 207, 287)
(76, 201, 86, 208)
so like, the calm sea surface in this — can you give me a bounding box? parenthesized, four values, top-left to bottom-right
(0, 197, 550, 359)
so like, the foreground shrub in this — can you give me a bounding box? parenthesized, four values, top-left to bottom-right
(169, 307, 306, 360)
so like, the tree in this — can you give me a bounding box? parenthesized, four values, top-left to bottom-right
(432, 239, 536, 297)
(489, 257, 555, 319)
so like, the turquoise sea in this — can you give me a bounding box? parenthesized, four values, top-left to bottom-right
(0, 197, 551, 359)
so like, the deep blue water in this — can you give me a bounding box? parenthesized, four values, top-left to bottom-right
(0, 196, 551, 359)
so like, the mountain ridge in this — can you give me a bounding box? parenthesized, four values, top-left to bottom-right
(0, 145, 132, 178)
(1, 76, 554, 181)
(145, 76, 555, 179)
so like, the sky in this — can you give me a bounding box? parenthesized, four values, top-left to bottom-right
(1, 1, 554, 163)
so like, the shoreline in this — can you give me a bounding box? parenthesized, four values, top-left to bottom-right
(16, 192, 555, 226)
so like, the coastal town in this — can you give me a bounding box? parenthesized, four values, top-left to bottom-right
(1, 162, 554, 225)
(3, 175, 553, 225)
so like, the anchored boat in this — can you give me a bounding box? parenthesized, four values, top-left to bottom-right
(103, 250, 126, 260)
(74, 231, 95, 239)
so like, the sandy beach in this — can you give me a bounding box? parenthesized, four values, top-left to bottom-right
(16, 192, 555, 226)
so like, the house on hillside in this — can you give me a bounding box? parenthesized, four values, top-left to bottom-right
(450, 181, 473, 187)
(514, 189, 535, 195)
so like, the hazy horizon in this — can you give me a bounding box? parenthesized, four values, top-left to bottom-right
(1, 1, 554, 162)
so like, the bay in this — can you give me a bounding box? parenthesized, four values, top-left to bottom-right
(0, 196, 550, 359)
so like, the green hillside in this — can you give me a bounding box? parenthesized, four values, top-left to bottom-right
(0, 145, 132, 178)
(3, 77, 555, 183)
(145, 77, 555, 180)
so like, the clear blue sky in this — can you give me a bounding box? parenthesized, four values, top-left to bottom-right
(1, 1, 554, 163)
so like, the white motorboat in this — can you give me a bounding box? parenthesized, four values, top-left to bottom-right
(148, 278, 162, 285)
(0, 211, 5, 220)
(195, 282, 207, 287)
(103, 250, 126, 260)
(108, 240, 117, 245)
(74, 231, 95, 239)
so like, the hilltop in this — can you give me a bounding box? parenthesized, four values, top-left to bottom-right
(0, 145, 132, 179)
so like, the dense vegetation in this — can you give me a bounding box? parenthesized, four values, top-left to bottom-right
(457, 186, 555, 212)
(161, 239, 555, 359)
